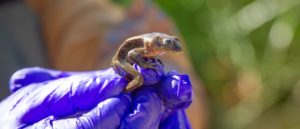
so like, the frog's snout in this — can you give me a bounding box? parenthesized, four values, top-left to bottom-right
(162, 37, 182, 52)
(173, 40, 182, 52)
(170, 38, 182, 52)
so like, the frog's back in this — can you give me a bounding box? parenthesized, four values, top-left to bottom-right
(113, 37, 144, 64)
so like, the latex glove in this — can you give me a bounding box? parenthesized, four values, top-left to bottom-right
(0, 61, 192, 129)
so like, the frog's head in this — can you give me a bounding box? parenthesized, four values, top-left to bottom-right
(145, 32, 182, 53)
(159, 36, 182, 52)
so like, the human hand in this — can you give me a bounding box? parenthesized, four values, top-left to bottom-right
(0, 61, 192, 129)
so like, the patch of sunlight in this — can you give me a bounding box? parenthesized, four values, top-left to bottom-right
(269, 21, 294, 50)
(236, 0, 272, 33)
(235, 0, 279, 34)
(231, 0, 300, 35)
(223, 101, 262, 129)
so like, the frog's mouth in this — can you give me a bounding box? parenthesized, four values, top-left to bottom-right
(152, 50, 166, 56)
(159, 52, 166, 56)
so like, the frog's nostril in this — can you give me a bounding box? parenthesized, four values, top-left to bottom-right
(174, 43, 182, 52)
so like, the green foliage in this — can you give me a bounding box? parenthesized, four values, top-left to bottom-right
(155, 0, 300, 129)
(112, 0, 132, 7)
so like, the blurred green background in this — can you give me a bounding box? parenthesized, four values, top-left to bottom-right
(154, 0, 300, 129)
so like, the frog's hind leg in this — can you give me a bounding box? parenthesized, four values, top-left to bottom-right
(113, 61, 144, 92)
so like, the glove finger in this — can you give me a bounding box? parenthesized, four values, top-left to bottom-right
(12, 68, 127, 124)
(158, 70, 192, 110)
(9, 67, 119, 93)
(120, 87, 165, 129)
(9, 67, 71, 92)
(23, 94, 131, 129)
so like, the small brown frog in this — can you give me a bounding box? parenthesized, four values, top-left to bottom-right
(112, 32, 182, 92)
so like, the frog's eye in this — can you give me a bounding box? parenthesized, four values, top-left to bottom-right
(163, 39, 172, 46)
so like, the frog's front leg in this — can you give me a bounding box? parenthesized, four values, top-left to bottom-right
(127, 48, 159, 69)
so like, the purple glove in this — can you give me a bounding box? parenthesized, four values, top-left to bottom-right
(0, 60, 192, 129)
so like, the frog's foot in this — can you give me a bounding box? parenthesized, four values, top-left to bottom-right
(138, 58, 160, 70)
(125, 75, 144, 92)
(156, 59, 164, 67)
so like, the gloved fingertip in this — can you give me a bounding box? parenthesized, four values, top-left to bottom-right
(9, 67, 72, 93)
(9, 67, 56, 93)
(159, 71, 193, 110)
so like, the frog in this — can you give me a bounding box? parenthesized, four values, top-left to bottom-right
(111, 32, 182, 92)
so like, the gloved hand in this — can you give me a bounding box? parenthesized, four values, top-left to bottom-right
(0, 60, 192, 129)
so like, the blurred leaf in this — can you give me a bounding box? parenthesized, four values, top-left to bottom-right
(111, 0, 132, 7)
